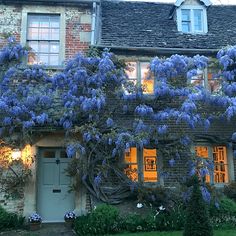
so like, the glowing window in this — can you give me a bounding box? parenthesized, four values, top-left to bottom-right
(125, 61, 154, 95)
(124, 147, 158, 182)
(195, 146, 228, 184)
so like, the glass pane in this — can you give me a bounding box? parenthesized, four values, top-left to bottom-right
(194, 9, 203, 31)
(125, 62, 137, 79)
(195, 146, 208, 158)
(125, 147, 137, 163)
(182, 9, 190, 21)
(213, 146, 228, 183)
(51, 28, 60, 40)
(182, 22, 190, 33)
(50, 43, 59, 53)
(50, 17, 60, 28)
(190, 70, 204, 86)
(28, 41, 38, 52)
(28, 53, 38, 65)
(39, 28, 50, 40)
(124, 164, 138, 182)
(28, 16, 39, 27)
(28, 28, 39, 40)
(60, 150, 68, 158)
(43, 151, 55, 158)
(39, 54, 49, 65)
(49, 54, 59, 66)
(143, 148, 157, 182)
(208, 72, 222, 93)
(39, 17, 50, 28)
(39, 42, 49, 53)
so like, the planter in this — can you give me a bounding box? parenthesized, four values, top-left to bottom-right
(64, 219, 74, 229)
(29, 222, 42, 231)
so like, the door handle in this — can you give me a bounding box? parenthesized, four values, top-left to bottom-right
(56, 159, 60, 165)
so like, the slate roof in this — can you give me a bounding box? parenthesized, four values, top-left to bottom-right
(99, 1, 236, 51)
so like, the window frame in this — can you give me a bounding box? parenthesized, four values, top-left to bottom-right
(189, 67, 222, 93)
(21, 6, 65, 68)
(125, 60, 155, 95)
(177, 5, 208, 34)
(193, 144, 232, 186)
(124, 147, 161, 185)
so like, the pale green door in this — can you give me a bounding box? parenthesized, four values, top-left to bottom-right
(37, 148, 75, 222)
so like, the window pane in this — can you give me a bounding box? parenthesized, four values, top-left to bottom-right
(125, 62, 137, 79)
(51, 28, 60, 40)
(60, 150, 68, 158)
(28, 41, 38, 52)
(143, 149, 157, 182)
(125, 147, 137, 163)
(190, 70, 204, 86)
(182, 9, 190, 21)
(49, 55, 59, 66)
(39, 42, 49, 53)
(39, 17, 50, 28)
(194, 9, 203, 31)
(213, 146, 228, 183)
(28, 28, 39, 40)
(208, 72, 222, 93)
(43, 151, 55, 158)
(195, 146, 208, 158)
(182, 22, 190, 33)
(125, 147, 138, 182)
(141, 62, 154, 94)
(39, 54, 49, 65)
(50, 43, 59, 53)
(50, 17, 60, 28)
(39, 28, 50, 40)
(28, 16, 39, 27)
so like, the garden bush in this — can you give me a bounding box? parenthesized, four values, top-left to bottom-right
(183, 176, 213, 236)
(210, 197, 236, 229)
(74, 204, 121, 235)
(0, 205, 25, 231)
(224, 182, 236, 202)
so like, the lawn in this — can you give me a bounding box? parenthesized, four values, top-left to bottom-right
(110, 230, 236, 236)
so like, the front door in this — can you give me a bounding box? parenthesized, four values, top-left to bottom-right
(37, 148, 75, 222)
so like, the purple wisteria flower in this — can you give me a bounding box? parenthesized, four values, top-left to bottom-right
(64, 211, 76, 221)
(28, 213, 42, 223)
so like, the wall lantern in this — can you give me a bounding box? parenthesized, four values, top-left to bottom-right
(12, 149, 22, 160)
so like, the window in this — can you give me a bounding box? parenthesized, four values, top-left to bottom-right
(177, 6, 207, 34)
(125, 62, 154, 94)
(27, 14, 60, 66)
(190, 68, 222, 93)
(195, 146, 229, 184)
(124, 147, 158, 182)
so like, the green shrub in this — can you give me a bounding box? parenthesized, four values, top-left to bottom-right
(74, 204, 121, 235)
(224, 182, 236, 202)
(183, 176, 213, 236)
(124, 213, 147, 232)
(0, 205, 25, 231)
(210, 197, 236, 229)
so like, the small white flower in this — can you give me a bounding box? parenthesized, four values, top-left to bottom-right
(136, 203, 143, 208)
(159, 205, 165, 211)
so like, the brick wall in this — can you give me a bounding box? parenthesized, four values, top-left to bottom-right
(0, 4, 92, 60)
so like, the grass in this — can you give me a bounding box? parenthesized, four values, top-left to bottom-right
(109, 230, 236, 236)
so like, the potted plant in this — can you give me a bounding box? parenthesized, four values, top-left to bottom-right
(64, 211, 76, 228)
(28, 213, 42, 231)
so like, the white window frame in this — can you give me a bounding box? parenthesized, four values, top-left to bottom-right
(193, 144, 234, 186)
(21, 6, 65, 67)
(125, 61, 155, 95)
(177, 5, 208, 34)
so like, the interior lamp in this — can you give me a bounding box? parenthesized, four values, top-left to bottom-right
(12, 149, 22, 160)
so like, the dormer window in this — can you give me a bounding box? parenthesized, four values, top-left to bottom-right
(175, 0, 211, 34)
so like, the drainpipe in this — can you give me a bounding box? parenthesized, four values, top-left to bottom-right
(91, 1, 97, 45)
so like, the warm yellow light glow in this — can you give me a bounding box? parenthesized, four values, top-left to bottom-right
(12, 149, 22, 160)
(21, 144, 33, 167)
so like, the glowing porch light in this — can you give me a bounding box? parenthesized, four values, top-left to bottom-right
(12, 149, 22, 160)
